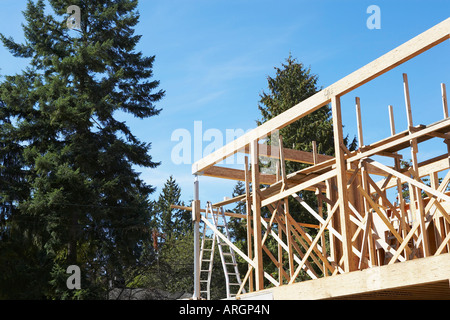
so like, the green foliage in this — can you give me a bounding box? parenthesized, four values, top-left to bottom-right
(0, 0, 163, 298)
(258, 54, 335, 156)
(126, 176, 194, 297)
(153, 176, 191, 238)
(257, 55, 356, 226)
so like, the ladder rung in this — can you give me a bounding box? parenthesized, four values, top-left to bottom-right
(225, 262, 237, 266)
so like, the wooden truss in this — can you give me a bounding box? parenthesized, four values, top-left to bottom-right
(190, 17, 450, 299)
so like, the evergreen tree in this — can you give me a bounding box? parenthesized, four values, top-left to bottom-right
(258, 55, 335, 155)
(228, 181, 246, 242)
(0, 0, 163, 298)
(257, 55, 356, 226)
(154, 176, 191, 239)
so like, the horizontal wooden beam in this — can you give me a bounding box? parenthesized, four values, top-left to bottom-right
(348, 118, 450, 163)
(241, 145, 333, 164)
(202, 165, 277, 185)
(202, 165, 328, 192)
(261, 169, 337, 207)
(192, 17, 450, 175)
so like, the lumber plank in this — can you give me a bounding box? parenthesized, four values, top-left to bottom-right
(332, 95, 355, 272)
(251, 140, 264, 290)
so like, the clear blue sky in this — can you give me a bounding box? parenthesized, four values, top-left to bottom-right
(0, 1, 449, 206)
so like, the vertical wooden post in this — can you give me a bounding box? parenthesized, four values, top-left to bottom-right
(389, 105, 408, 258)
(312, 141, 327, 276)
(355, 97, 364, 148)
(403, 73, 430, 257)
(250, 139, 264, 290)
(359, 159, 376, 268)
(388, 105, 396, 136)
(192, 176, 201, 299)
(429, 171, 443, 254)
(326, 178, 339, 265)
(403, 73, 414, 128)
(441, 83, 448, 119)
(283, 198, 294, 278)
(331, 95, 356, 272)
(278, 135, 293, 278)
(244, 156, 254, 292)
(277, 216, 284, 284)
(278, 135, 287, 189)
(355, 98, 375, 268)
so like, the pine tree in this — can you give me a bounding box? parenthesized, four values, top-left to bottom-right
(257, 55, 356, 227)
(154, 176, 191, 239)
(227, 181, 246, 242)
(0, 0, 163, 298)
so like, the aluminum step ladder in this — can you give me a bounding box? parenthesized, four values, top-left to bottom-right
(198, 202, 245, 299)
(198, 203, 216, 300)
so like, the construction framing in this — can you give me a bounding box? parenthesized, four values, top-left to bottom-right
(190, 18, 450, 300)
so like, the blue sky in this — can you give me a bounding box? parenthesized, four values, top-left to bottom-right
(0, 0, 449, 207)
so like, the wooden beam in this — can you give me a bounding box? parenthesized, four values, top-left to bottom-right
(240, 144, 333, 165)
(332, 95, 356, 272)
(172, 204, 250, 220)
(244, 156, 254, 292)
(260, 169, 337, 208)
(388, 105, 396, 136)
(442, 83, 448, 118)
(347, 117, 450, 163)
(202, 165, 277, 185)
(251, 140, 264, 290)
(403, 72, 430, 257)
(202, 164, 329, 192)
(192, 18, 450, 175)
(355, 97, 364, 148)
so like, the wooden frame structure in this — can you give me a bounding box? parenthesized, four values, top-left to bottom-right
(190, 18, 450, 300)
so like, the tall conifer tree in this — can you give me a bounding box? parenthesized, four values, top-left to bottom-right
(0, 0, 164, 298)
(257, 55, 356, 232)
(154, 176, 191, 239)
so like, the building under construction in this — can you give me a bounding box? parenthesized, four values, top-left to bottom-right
(187, 18, 450, 300)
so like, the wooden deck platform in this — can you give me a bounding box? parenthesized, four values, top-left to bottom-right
(237, 254, 450, 300)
